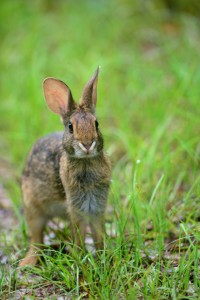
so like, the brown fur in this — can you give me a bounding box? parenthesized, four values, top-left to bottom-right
(19, 67, 111, 266)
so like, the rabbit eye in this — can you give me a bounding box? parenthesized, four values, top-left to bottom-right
(95, 120, 99, 130)
(68, 121, 73, 133)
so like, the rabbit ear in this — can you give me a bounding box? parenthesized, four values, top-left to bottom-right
(80, 66, 100, 110)
(43, 78, 75, 117)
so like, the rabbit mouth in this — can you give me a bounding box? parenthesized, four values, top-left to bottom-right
(73, 141, 97, 158)
(74, 150, 98, 158)
(78, 141, 96, 152)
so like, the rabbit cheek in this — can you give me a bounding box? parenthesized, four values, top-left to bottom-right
(63, 135, 75, 156)
(66, 145, 75, 156)
(97, 132, 104, 152)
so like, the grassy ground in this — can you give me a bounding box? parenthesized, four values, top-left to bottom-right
(0, 0, 200, 299)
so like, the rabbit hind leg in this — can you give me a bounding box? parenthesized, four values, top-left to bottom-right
(19, 211, 47, 267)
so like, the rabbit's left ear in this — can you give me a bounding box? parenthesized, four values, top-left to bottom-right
(80, 66, 100, 110)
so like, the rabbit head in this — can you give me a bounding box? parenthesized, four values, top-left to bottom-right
(43, 67, 104, 158)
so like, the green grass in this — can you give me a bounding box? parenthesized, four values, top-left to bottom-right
(0, 0, 200, 299)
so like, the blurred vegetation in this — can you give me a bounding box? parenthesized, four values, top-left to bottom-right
(0, 0, 200, 298)
(162, 0, 200, 15)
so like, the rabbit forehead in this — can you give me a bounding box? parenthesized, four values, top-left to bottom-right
(70, 110, 97, 139)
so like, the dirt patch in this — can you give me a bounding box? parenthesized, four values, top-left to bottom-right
(0, 155, 20, 268)
(0, 183, 17, 229)
(0, 184, 18, 266)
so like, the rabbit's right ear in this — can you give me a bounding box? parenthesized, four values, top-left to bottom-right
(43, 78, 75, 117)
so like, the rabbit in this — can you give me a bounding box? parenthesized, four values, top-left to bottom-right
(19, 67, 112, 266)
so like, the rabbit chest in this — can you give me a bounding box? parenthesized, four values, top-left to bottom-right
(60, 153, 111, 214)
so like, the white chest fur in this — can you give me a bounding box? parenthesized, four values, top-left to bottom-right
(79, 192, 98, 213)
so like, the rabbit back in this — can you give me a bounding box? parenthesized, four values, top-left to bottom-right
(22, 132, 67, 219)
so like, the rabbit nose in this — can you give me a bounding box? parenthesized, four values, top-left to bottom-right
(79, 141, 96, 152)
(82, 142, 93, 151)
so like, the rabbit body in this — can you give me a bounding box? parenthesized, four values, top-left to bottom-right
(20, 68, 111, 266)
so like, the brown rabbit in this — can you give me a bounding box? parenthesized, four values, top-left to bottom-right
(19, 67, 111, 266)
